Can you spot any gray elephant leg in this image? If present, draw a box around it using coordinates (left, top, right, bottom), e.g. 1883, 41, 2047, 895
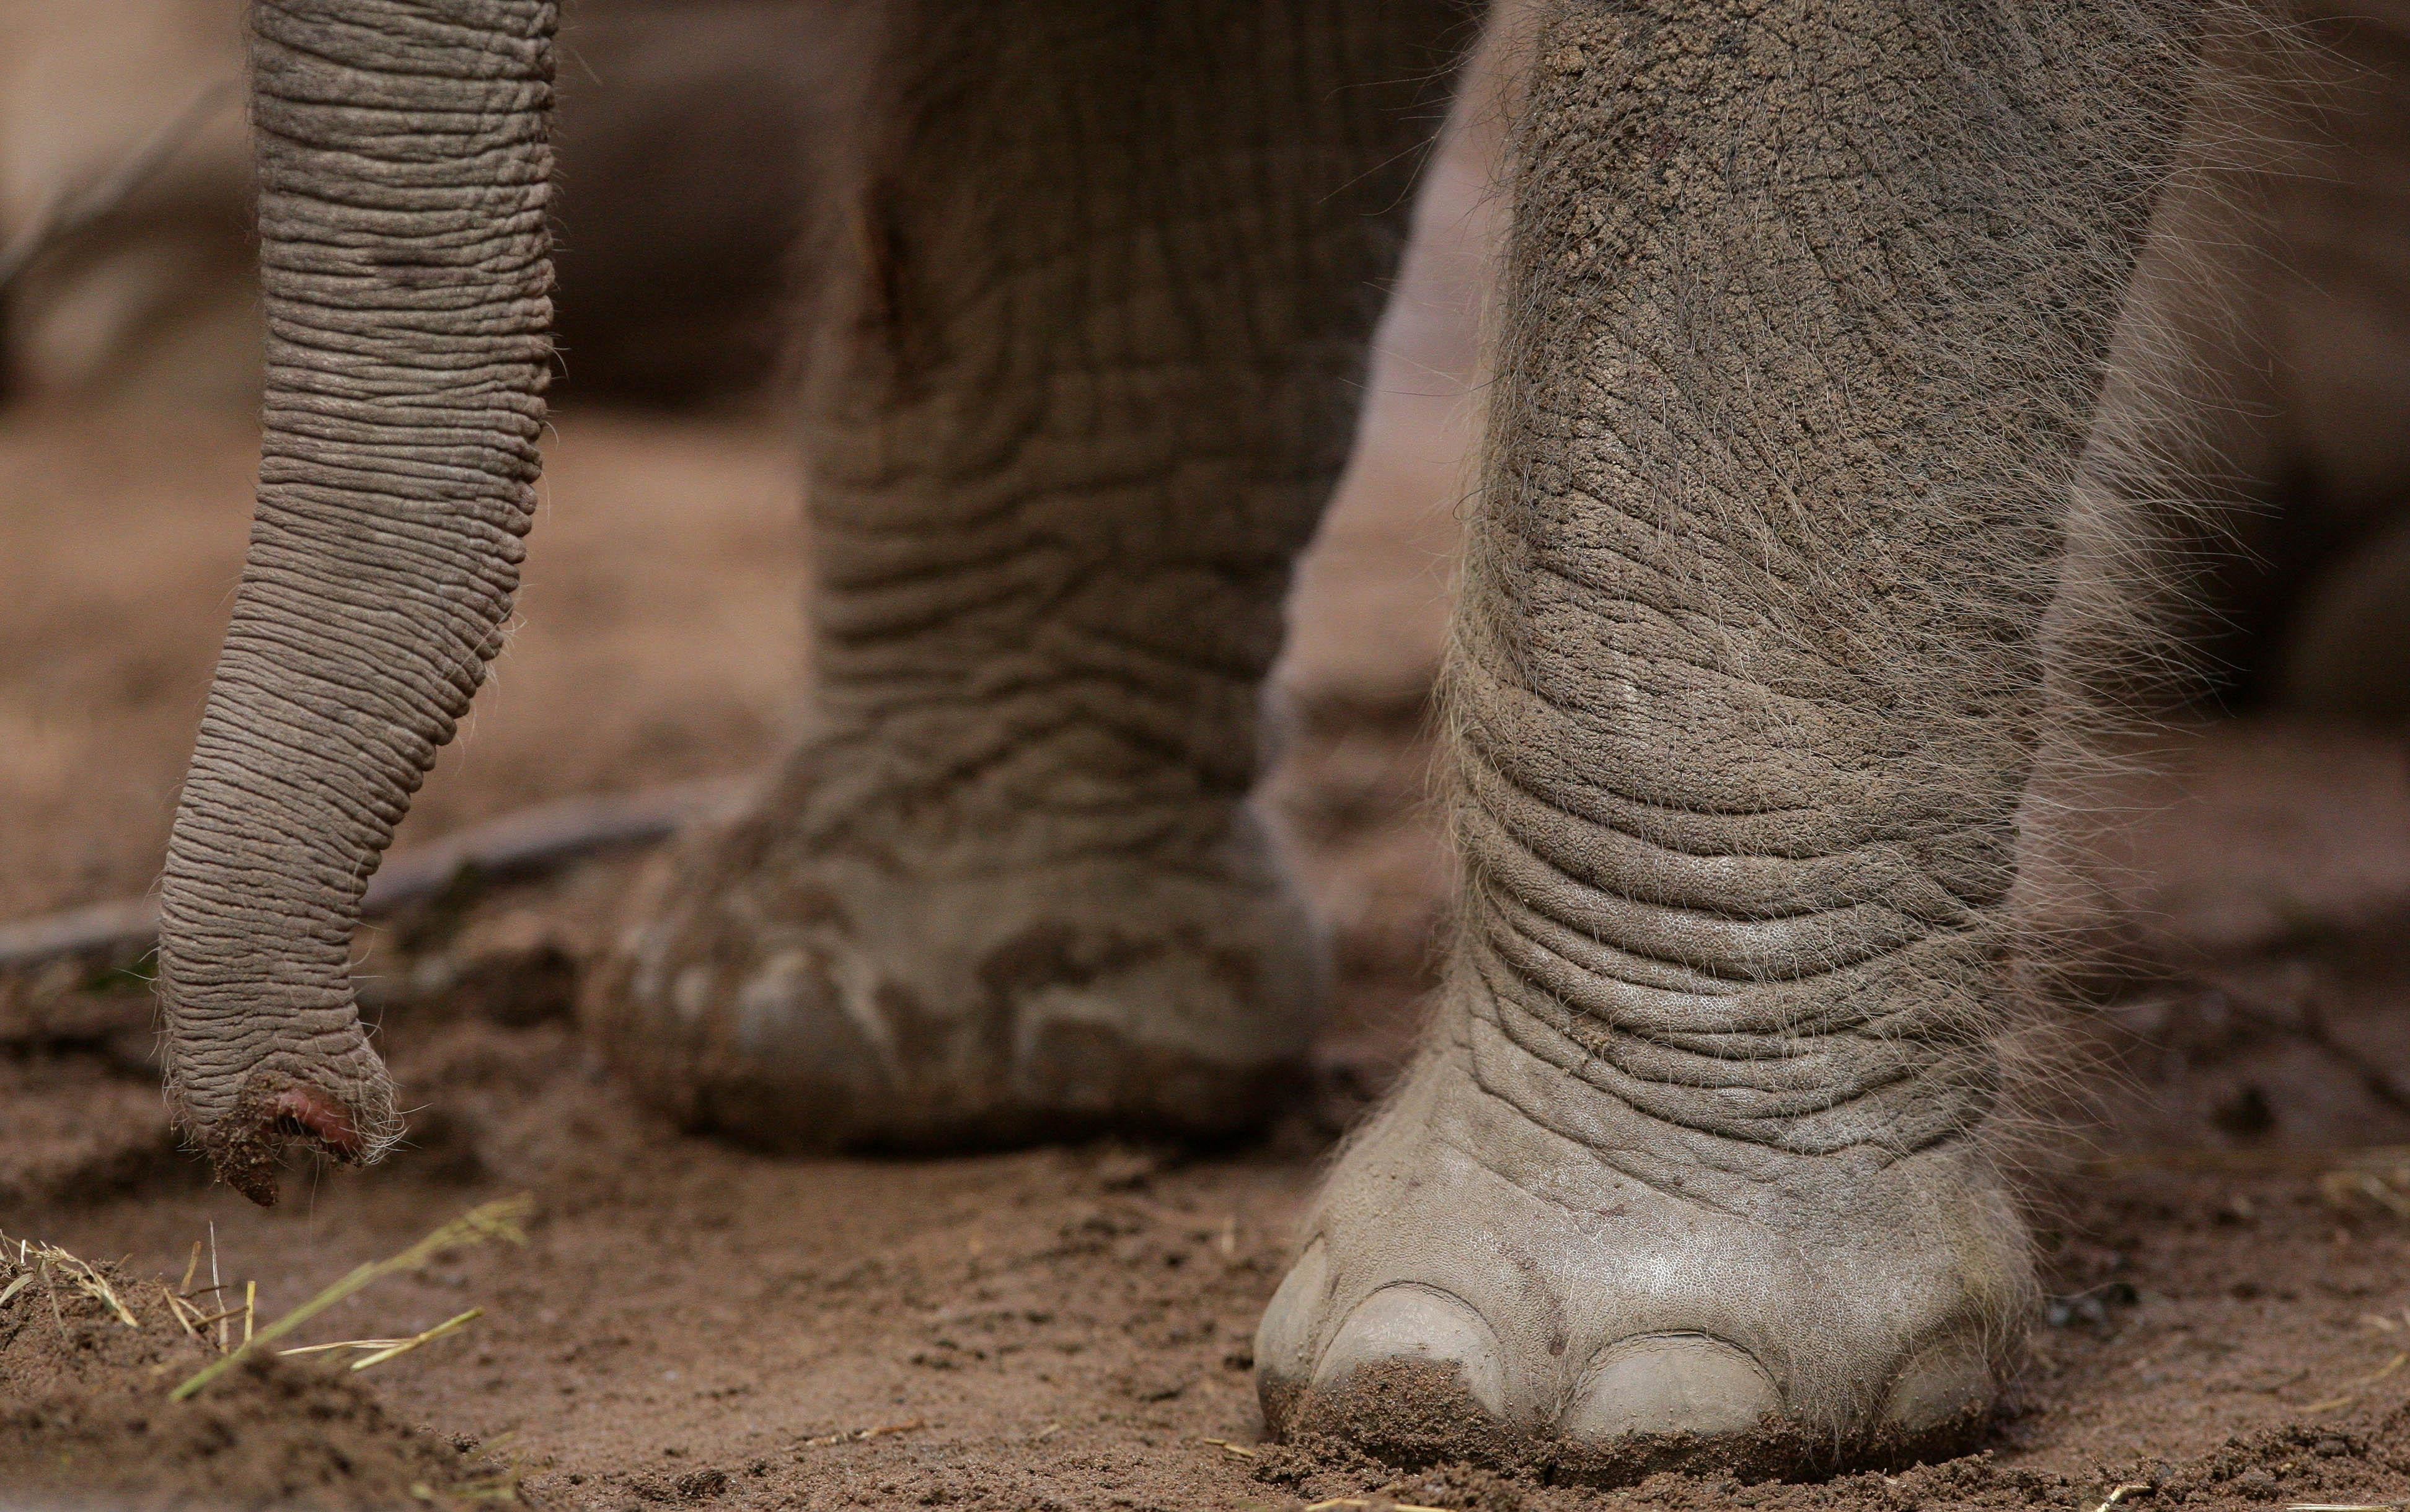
1255, 0, 2197, 1480
586, 2, 1462, 1148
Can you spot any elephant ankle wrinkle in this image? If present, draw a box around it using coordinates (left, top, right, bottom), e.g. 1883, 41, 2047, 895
1451, 931, 2006, 1169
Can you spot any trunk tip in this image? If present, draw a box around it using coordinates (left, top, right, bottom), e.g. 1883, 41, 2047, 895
193, 1071, 395, 1207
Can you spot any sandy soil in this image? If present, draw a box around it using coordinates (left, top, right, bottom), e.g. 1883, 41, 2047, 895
9, 399, 2410, 1511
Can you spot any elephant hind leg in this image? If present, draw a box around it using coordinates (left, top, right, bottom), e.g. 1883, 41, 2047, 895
582, 0, 1467, 1150
2015, 9, 2410, 1014
1257, 0, 2199, 1480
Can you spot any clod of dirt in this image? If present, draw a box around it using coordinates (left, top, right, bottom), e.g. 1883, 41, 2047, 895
0, 1255, 510, 1511
1375, 1462, 1532, 1511
672, 1466, 730, 1499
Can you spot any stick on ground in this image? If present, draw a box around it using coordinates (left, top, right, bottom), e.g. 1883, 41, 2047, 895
0, 778, 746, 970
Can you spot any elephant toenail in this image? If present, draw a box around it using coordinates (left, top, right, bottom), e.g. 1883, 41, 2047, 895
1312, 1284, 1507, 1417
1255, 1240, 1332, 1384
1560, 1334, 1778, 1442
1879, 1333, 1993, 1431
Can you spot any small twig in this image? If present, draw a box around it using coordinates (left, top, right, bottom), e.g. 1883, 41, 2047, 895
2217, 982, 2410, 1116
1304, 1500, 1452, 1512
2305, 1350, 2408, 1413
2324, 1169, 2410, 1220
800, 1420, 925, 1448
1199, 1438, 1257, 1460
2091, 1484, 2151, 1512
0, 779, 743, 971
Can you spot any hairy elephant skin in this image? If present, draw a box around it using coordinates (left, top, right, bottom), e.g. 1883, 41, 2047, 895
154, 0, 2410, 1485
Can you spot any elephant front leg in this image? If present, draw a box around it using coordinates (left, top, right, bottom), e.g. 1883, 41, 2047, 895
1256, 0, 2199, 1479
582, 2, 1462, 1149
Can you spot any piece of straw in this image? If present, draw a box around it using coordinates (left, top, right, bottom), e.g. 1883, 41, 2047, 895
33, 1244, 138, 1329
209, 1223, 225, 1352
800, 1420, 924, 1448
279, 1308, 485, 1371
170, 1196, 530, 1401
350, 1308, 483, 1371
164, 1290, 206, 1343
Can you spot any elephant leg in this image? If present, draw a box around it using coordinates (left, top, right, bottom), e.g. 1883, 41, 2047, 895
585, 2, 1463, 1148
1255, 0, 2198, 1480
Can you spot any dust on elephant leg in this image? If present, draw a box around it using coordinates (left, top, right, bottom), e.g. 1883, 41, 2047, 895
1256, 0, 2204, 1480
581, 0, 1467, 1149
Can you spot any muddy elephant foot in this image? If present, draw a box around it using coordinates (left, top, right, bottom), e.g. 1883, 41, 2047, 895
584, 734, 1323, 1150
1255, 1013, 2035, 1482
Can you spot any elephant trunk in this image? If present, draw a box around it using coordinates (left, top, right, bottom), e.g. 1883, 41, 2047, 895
157, 0, 557, 1204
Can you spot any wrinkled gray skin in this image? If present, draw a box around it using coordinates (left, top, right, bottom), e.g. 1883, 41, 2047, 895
159, 0, 2377, 1481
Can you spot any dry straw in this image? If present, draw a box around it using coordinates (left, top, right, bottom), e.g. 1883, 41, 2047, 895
0, 1233, 141, 1331
170, 1194, 531, 1400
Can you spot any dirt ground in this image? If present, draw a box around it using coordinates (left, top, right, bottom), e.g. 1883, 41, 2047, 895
10, 394, 2410, 1512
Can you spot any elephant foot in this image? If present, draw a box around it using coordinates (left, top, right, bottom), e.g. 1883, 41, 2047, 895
1255, 1013, 2035, 1482
585, 734, 1323, 1151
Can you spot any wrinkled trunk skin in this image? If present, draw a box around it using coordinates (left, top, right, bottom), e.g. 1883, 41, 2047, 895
157, 0, 555, 1203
